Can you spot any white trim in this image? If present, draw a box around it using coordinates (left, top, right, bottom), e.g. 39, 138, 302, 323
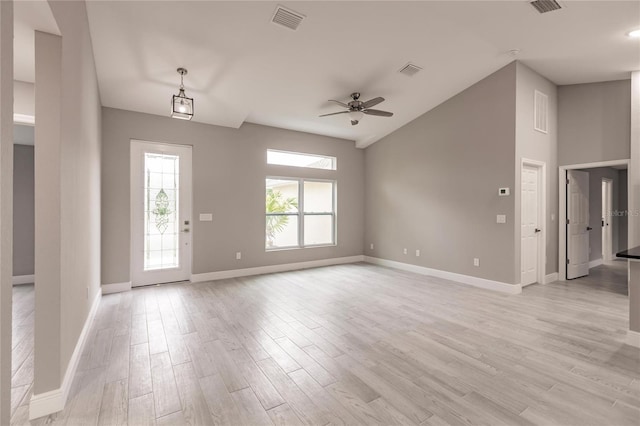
589, 258, 603, 269
12, 274, 34, 285
13, 113, 35, 125
102, 281, 131, 295
543, 272, 559, 284
191, 255, 365, 283
559, 159, 630, 281
626, 330, 640, 348
29, 291, 102, 420
363, 256, 521, 295
520, 158, 547, 287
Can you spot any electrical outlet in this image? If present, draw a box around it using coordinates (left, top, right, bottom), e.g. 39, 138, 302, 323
236, 252, 242, 260
415, 249, 420, 257
473, 258, 480, 267
370, 243, 374, 250
403, 248, 408, 255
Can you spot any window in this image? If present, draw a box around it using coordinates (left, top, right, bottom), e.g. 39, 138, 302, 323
266, 178, 335, 249
267, 149, 336, 170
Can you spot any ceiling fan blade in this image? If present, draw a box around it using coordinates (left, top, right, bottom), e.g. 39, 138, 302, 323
328, 99, 349, 108
364, 109, 393, 117
319, 111, 350, 117
361, 97, 384, 109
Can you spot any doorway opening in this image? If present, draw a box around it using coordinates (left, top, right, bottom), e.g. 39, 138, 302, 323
11, 121, 35, 420
559, 160, 629, 283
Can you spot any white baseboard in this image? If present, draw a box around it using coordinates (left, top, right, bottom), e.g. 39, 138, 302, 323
363, 256, 521, 295
191, 255, 365, 283
102, 281, 131, 295
626, 330, 640, 348
12, 274, 35, 285
544, 272, 559, 284
29, 290, 102, 420
589, 258, 603, 269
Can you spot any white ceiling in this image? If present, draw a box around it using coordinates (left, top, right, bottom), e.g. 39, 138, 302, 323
14, 0, 60, 83
83, 1, 637, 147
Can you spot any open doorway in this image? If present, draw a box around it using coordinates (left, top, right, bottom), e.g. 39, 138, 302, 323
559, 160, 629, 289
11, 122, 35, 419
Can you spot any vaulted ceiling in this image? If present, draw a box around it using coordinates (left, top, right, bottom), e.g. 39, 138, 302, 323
17, 1, 640, 147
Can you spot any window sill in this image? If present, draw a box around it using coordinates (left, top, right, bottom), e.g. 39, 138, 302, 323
265, 244, 337, 253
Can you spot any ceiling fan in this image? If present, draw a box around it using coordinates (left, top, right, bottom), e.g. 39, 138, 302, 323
319, 92, 393, 125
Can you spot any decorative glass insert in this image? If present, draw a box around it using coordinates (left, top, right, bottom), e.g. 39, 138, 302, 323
144, 153, 180, 271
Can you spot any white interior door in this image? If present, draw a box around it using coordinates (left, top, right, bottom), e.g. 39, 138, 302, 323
131, 141, 192, 287
521, 165, 540, 286
602, 179, 613, 263
567, 170, 589, 279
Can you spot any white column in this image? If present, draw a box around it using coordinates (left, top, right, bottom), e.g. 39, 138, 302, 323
0, 1, 13, 424
630, 71, 640, 248
629, 71, 640, 337
30, 31, 63, 420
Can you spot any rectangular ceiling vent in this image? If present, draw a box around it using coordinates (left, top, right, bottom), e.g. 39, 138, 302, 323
399, 63, 423, 77
529, 0, 562, 14
534, 90, 549, 134
271, 5, 305, 31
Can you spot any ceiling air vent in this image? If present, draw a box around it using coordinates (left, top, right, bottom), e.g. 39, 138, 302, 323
529, 0, 562, 14
271, 5, 305, 31
399, 63, 423, 77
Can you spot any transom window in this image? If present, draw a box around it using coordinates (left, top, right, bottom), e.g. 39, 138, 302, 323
265, 178, 336, 249
267, 149, 336, 170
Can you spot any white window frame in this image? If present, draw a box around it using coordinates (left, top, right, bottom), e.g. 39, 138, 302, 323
265, 177, 336, 250
267, 149, 337, 170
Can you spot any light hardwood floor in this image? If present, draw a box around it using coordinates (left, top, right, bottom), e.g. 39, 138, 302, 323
10, 263, 640, 425
11, 284, 34, 420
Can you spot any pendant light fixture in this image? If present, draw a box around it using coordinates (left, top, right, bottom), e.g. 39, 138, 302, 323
171, 67, 194, 120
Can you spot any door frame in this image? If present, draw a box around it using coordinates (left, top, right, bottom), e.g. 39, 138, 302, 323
559, 159, 630, 281
601, 178, 613, 263
130, 139, 193, 287
520, 158, 546, 286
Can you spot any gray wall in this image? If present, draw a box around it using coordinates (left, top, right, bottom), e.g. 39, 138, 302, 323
101, 107, 364, 285
514, 62, 558, 278
13, 141, 34, 277
34, 0, 102, 395
580, 167, 626, 262
14, 80, 33, 117
558, 80, 631, 166
364, 62, 518, 285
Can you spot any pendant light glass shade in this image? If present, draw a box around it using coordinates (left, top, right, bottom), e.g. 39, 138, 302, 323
171, 68, 194, 120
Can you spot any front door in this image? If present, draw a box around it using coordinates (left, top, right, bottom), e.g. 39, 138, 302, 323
131, 140, 192, 287
567, 170, 589, 279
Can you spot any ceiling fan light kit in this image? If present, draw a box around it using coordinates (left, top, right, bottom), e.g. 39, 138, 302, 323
319, 92, 393, 126
171, 67, 194, 120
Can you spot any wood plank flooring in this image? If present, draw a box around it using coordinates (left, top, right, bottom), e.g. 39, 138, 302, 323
10, 263, 640, 425
10, 284, 34, 420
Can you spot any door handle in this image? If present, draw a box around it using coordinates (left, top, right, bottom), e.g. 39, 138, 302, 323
182, 228, 190, 233
587, 226, 593, 231
534, 228, 541, 233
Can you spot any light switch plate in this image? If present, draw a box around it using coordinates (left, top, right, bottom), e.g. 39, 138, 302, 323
496, 214, 507, 224
199, 213, 213, 221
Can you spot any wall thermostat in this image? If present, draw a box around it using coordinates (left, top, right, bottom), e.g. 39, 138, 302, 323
498, 187, 510, 196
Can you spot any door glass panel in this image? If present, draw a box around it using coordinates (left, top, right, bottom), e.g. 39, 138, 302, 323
144, 152, 180, 270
